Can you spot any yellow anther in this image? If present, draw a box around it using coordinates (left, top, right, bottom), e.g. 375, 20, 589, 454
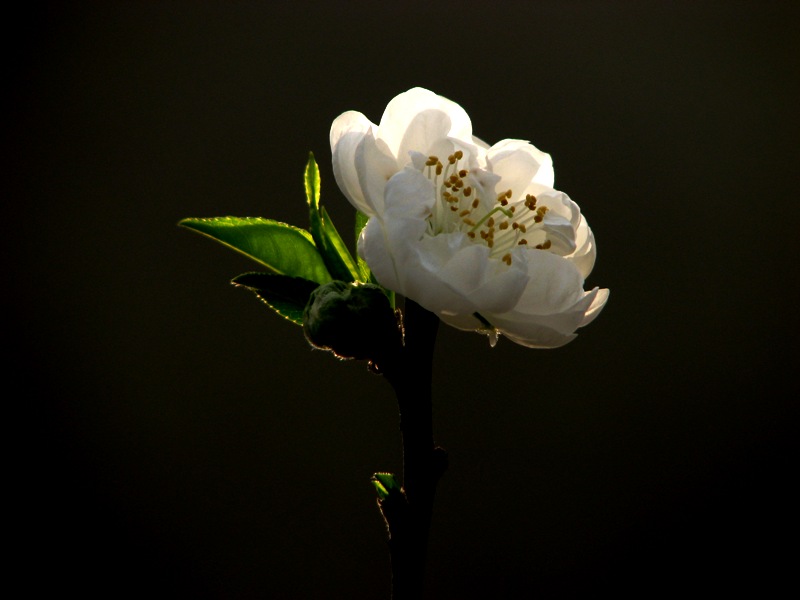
464, 186, 472, 196
467, 231, 476, 239
512, 222, 519, 230
459, 209, 470, 217
448, 154, 457, 164
472, 198, 480, 208
454, 150, 463, 159
487, 239, 494, 248
426, 156, 439, 166
535, 240, 552, 250
436, 163, 443, 175
459, 169, 468, 178
463, 218, 476, 226
534, 214, 543, 223
502, 253, 512, 265
480, 230, 488, 239
518, 239, 528, 245
487, 217, 495, 227
450, 205, 458, 212
518, 223, 527, 233
499, 221, 509, 230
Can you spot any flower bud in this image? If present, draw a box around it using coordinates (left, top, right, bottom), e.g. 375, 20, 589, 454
303, 281, 401, 361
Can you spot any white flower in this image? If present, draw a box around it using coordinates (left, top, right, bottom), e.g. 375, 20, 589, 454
330, 87, 608, 348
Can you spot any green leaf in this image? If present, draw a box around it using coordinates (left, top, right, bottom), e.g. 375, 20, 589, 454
179, 217, 332, 285
321, 206, 360, 279
305, 153, 359, 282
371, 472, 401, 501
231, 272, 320, 325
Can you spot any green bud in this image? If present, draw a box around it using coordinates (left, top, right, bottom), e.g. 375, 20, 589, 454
303, 281, 401, 361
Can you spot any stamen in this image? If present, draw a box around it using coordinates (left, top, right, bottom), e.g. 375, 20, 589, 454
502, 253, 512, 265
535, 240, 552, 250
518, 239, 528, 245
469, 206, 514, 233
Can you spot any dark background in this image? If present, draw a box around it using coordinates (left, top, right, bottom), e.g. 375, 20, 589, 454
10, 2, 798, 598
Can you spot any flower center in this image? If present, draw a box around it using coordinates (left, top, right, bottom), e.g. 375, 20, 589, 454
423, 151, 550, 265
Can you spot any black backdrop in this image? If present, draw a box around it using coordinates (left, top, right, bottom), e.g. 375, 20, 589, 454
10, 2, 798, 598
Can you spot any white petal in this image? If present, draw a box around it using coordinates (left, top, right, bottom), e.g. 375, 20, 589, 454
513, 251, 585, 315
580, 287, 609, 326
330, 111, 372, 214
382, 168, 436, 220
417, 234, 528, 314
567, 216, 597, 279
486, 258, 608, 347
377, 88, 473, 164
487, 139, 554, 191
495, 320, 578, 349
360, 215, 424, 294
354, 128, 398, 215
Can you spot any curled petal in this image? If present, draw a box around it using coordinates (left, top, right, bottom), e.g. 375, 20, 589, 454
567, 217, 597, 279
416, 234, 528, 314
580, 287, 609, 327
383, 168, 436, 220
354, 128, 398, 215
488, 139, 555, 190
377, 87, 474, 163
330, 111, 372, 214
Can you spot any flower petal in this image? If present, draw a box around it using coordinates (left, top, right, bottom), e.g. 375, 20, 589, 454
377, 87, 473, 164
330, 110, 372, 214
567, 216, 597, 279
382, 167, 436, 220
495, 321, 578, 349
487, 139, 555, 191
580, 287, 609, 326
416, 234, 528, 314
354, 128, 399, 215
